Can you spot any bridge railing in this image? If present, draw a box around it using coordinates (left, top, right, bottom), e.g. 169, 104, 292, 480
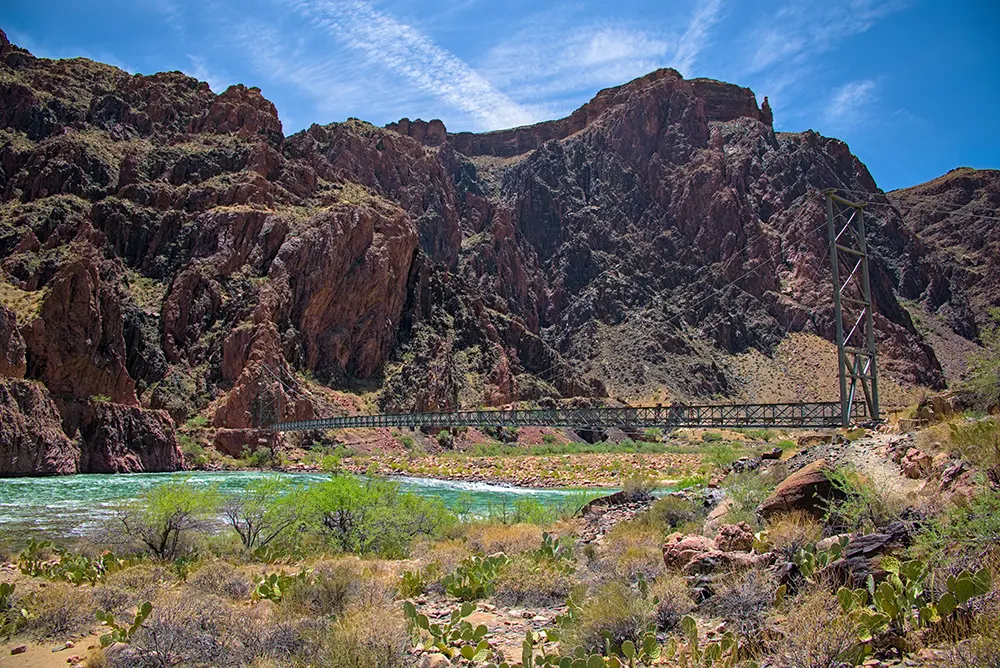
270, 400, 868, 432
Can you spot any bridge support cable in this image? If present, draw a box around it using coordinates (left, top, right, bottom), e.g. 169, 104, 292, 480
825, 191, 880, 427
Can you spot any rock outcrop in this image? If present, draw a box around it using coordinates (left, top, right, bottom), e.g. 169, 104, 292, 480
0, 304, 26, 378
0, 378, 79, 475
77, 402, 182, 473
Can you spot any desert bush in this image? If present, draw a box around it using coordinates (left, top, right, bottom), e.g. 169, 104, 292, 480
113, 478, 220, 560
23, 581, 94, 638
945, 418, 1000, 486
303, 475, 454, 557
960, 307, 1000, 412
282, 561, 362, 618
313, 603, 409, 668
493, 554, 575, 607
188, 561, 251, 600
824, 466, 908, 535
913, 487, 1000, 571
763, 511, 824, 560
223, 476, 303, 550
640, 495, 705, 534
937, 597, 1000, 668
564, 580, 654, 655
650, 574, 695, 632
463, 522, 542, 555
771, 591, 867, 668
107, 593, 281, 668
93, 564, 171, 616
722, 471, 774, 529
599, 520, 665, 581
701, 569, 777, 644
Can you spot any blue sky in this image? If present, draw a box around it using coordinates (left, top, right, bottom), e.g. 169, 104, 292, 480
2, 0, 997, 190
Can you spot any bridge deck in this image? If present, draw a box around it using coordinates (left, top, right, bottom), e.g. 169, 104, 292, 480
271, 401, 866, 432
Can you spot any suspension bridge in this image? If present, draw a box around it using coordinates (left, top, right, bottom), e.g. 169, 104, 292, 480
262, 191, 882, 433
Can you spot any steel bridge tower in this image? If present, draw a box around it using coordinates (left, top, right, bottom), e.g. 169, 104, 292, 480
824, 190, 880, 427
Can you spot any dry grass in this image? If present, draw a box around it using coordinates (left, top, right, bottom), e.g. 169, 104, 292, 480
0, 280, 46, 324
763, 511, 824, 560
313, 602, 409, 668
599, 521, 665, 581
463, 522, 542, 555
493, 554, 575, 607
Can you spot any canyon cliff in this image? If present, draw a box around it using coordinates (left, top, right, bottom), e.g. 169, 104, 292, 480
0, 27, 993, 474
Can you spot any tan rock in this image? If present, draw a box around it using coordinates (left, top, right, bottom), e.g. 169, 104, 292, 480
714, 522, 755, 552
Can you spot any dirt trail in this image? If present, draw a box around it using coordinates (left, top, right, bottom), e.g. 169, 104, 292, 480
1, 633, 101, 668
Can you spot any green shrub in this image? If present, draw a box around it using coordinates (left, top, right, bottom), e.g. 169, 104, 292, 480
113, 478, 221, 560
436, 429, 455, 449
706, 443, 738, 469
912, 487, 1000, 571
303, 475, 454, 557
946, 419, 1000, 486
641, 496, 705, 534
179, 435, 210, 468
701, 431, 724, 443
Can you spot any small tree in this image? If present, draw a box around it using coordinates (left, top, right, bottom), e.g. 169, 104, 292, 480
115, 479, 220, 560
223, 477, 301, 549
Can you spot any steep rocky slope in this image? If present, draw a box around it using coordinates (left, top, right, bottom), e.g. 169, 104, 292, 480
0, 28, 980, 474
890, 167, 1000, 338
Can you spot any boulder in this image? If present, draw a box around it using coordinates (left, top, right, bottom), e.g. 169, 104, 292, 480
714, 522, 755, 552
900, 447, 932, 479
757, 459, 842, 518
662, 533, 715, 570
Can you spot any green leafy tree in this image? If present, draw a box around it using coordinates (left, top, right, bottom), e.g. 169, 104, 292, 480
223, 476, 302, 550
115, 478, 220, 560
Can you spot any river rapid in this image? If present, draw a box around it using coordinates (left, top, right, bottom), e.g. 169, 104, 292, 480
0, 471, 609, 540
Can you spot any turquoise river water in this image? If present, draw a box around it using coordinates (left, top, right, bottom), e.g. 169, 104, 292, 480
0, 472, 609, 540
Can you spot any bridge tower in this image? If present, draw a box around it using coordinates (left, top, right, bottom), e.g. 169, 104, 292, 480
254, 366, 282, 428
824, 190, 880, 427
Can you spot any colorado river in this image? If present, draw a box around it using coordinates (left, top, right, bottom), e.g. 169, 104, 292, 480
0, 472, 610, 540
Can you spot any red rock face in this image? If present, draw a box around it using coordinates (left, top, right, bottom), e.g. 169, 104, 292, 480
0, 305, 26, 378
78, 402, 182, 473
0, 378, 79, 475
25, 252, 138, 405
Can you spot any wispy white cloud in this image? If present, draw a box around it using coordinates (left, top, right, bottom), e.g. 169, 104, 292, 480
745, 0, 908, 75
187, 55, 230, 93
282, 0, 536, 130
825, 79, 876, 125
673, 0, 724, 75
482, 22, 671, 107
